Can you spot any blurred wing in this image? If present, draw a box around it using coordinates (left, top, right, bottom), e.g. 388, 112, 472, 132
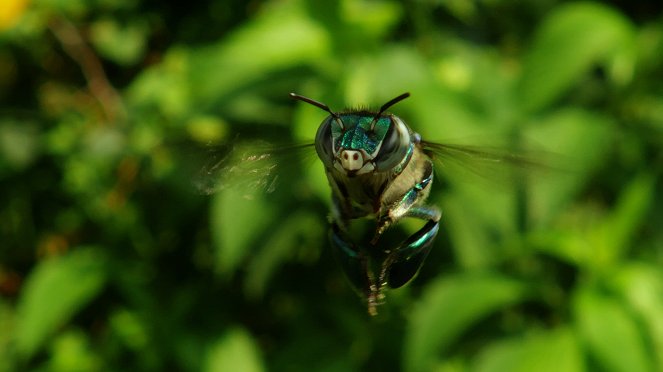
195, 142, 316, 197
421, 141, 552, 186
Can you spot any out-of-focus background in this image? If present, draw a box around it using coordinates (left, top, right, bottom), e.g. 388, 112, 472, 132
1, 0, 662, 371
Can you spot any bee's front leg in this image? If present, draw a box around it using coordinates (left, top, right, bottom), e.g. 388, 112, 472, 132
371, 161, 436, 245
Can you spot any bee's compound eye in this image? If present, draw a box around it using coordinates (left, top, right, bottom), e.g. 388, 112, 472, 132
374, 117, 410, 171
379, 123, 400, 156
315, 116, 335, 168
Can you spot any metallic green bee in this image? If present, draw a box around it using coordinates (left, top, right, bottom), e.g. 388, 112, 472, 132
290, 92, 444, 316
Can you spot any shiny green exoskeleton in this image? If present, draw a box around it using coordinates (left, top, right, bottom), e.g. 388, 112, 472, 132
291, 93, 441, 315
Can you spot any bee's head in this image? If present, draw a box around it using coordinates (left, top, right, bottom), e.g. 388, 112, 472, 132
290, 93, 414, 176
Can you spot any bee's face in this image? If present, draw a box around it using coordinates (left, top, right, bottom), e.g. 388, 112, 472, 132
315, 113, 413, 176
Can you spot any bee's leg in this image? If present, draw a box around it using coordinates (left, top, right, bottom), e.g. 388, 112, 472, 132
329, 195, 347, 231
379, 205, 441, 288
329, 192, 366, 233
329, 222, 384, 315
371, 162, 435, 244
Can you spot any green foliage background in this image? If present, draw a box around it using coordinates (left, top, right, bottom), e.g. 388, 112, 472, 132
1, 0, 662, 371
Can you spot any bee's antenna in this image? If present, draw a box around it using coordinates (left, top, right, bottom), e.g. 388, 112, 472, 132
370, 92, 410, 131
290, 92, 343, 123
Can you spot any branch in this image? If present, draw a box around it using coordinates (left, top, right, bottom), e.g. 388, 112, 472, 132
48, 16, 126, 124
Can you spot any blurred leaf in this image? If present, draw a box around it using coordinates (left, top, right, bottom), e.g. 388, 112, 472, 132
210, 181, 278, 278
611, 263, 663, 369
519, 2, 635, 112
573, 286, 654, 372
530, 173, 653, 270
14, 248, 107, 359
341, 0, 401, 39
47, 329, 100, 372
411, 87, 487, 143
0, 120, 40, 171
188, 0, 330, 109
344, 46, 431, 105
126, 48, 190, 120
204, 328, 264, 372
525, 108, 613, 225
32, 0, 87, 17
404, 273, 528, 372
83, 126, 126, 159
442, 184, 515, 269
598, 173, 654, 263
0, 300, 16, 372
473, 327, 585, 372
244, 210, 324, 298
109, 308, 149, 351
185, 115, 229, 144
90, 18, 147, 65
44, 115, 83, 156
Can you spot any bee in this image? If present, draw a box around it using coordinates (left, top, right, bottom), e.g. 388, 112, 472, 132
290, 93, 441, 316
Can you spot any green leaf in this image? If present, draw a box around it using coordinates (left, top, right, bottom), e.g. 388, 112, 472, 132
573, 286, 653, 372
211, 186, 277, 278
0, 119, 40, 171
529, 173, 654, 270
442, 187, 515, 269
14, 248, 107, 359
343, 46, 431, 107
611, 263, 663, 369
47, 329, 100, 371
598, 173, 654, 263
404, 273, 528, 372
0, 300, 16, 372
244, 210, 324, 298
525, 108, 613, 226
519, 2, 635, 112
341, 0, 401, 39
473, 327, 585, 372
204, 328, 264, 372
125, 48, 191, 120
33, 0, 87, 17
109, 309, 149, 351
89, 18, 147, 65
187, 0, 330, 108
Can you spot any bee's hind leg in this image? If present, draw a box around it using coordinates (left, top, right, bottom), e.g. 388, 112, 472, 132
378, 205, 441, 289
329, 222, 384, 315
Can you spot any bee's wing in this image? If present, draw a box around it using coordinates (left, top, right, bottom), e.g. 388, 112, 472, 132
195, 141, 316, 196
420, 141, 554, 186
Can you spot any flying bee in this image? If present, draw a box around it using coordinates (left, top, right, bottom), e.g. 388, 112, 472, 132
290, 93, 440, 316
201, 92, 541, 316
